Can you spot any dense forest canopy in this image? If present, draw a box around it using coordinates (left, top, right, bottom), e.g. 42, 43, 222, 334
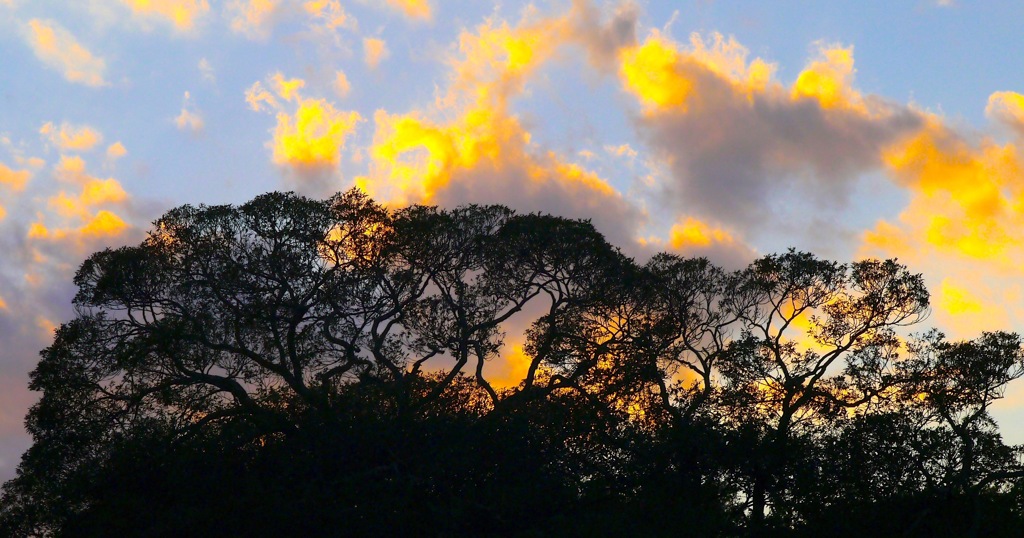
2, 189, 1024, 536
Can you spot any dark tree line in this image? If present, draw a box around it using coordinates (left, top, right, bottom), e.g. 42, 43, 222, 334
2, 189, 1024, 536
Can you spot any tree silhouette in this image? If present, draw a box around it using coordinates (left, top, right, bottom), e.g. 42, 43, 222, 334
2, 189, 1024, 537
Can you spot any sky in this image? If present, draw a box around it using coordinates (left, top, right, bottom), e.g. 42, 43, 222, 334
2, 0, 1024, 480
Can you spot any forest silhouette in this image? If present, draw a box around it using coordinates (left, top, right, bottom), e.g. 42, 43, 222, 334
2, 189, 1024, 536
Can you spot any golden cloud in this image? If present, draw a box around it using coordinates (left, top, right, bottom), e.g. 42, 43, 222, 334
106, 142, 128, 160
226, 0, 279, 39
791, 44, 867, 113
272, 100, 361, 172
120, 0, 210, 32
613, 26, 921, 236
39, 122, 103, 152
669, 217, 736, 249
861, 111, 1024, 337
24, 155, 133, 257
270, 73, 305, 101
618, 30, 774, 112
363, 37, 389, 69
489, 343, 533, 388
24, 19, 107, 87
55, 155, 88, 183
303, 0, 353, 30
872, 118, 1023, 261
247, 73, 363, 175
0, 162, 31, 192
354, 5, 643, 254
333, 71, 351, 97
29, 210, 128, 240
605, 144, 638, 159
987, 91, 1024, 135
175, 91, 204, 133
384, 0, 431, 21
245, 81, 278, 112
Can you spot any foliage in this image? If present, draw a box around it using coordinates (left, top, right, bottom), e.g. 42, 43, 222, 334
2, 189, 1024, 537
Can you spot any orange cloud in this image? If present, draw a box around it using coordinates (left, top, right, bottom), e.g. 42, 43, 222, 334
605, 144, 638, 159
303, 0, 353, 30
120, 0, 210, 32
384, 0, 431, 21
245, 81, 278, 112
81, 178, 128, 206
247, 73, 363, 175
618, 30, 774, 112
226, 0, 280, 39
24, 19, 107, 87
791, 44, 867, 113
29, 210, 128, 241
487, 343, 533, 388
354, 5, 642, 253
106, 142, 128, 160
614, 26, 921, 238
333, 71, 351, 97
938, 279, 983, 316
0, 162, 31, 192
860, 110, 1024, 337
363, 37, 389, 69
55, 155, 88, 183
669, 217, 736, 249
871, 118, 1023, 261
443, 15, 570, 111
39, 122, 103, 151
25, 155, 132, 255
272, 99, 361, 172
175, 91, 204, 133
987, 91, 1024, 135
270, 73, 305, 101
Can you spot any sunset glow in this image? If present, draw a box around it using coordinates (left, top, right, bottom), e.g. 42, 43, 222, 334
4, 0, 1024, 486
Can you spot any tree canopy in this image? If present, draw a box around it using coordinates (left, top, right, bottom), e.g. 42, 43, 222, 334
3, 189, 1024, 537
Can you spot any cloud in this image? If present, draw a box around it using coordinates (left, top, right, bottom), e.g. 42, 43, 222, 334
0, 162, 32, 192
303, 0, 354, 31
869, 118, 1022, 262
860, 114, 1024, 337
55, 154, 88, 183
106, 142, 128, 160
23, 19, 107, 87
617, 32, 921, 234
987, 91, 1024, 137
384, 0, 431, 21
354, 5, 647, 248
39, 122, 103, 152
119, 0, 210, 32
333, 70, 350, 97
605, 143, 637, 159
668, 217, 737, 249
174, 91, 205, 133
198, 57, 215, 82
246, 73, 363, 179
270, 72, 304, 100
226, 0, 281, 39
272, 99, 360, 173
567, 0, 640, 71
637, 216, 756, 269
27, 157, 133, 250
363, 37, 389, 69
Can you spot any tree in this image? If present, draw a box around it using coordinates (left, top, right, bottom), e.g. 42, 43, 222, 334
6, 188, 1024, 537
0, 189, 638, 535
640, 250, 930, 529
